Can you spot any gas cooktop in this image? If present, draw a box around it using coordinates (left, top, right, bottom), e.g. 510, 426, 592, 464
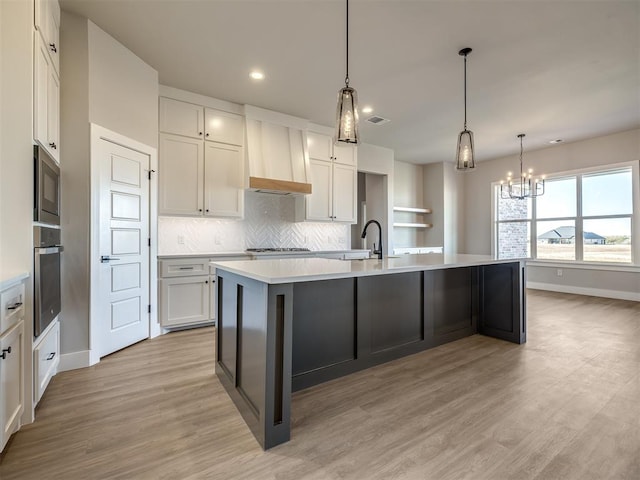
246, 248, 311, 253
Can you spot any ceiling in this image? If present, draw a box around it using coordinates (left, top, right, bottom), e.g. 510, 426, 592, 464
60, 0, 640, 165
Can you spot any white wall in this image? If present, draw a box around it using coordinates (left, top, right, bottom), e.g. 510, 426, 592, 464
393, 161, 425, 248
463, 128, 640, 299
60, 14, 158, 354
422, 162, 445, 248
0, 0, 34, 280
358, 143, 394, 254
88, 22, 158, 148
443, 165, 465, 254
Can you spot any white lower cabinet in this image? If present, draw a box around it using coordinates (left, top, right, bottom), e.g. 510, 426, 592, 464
159, 257, 217, 328
33, 320, 59, 405
1, 321, 24, 453
160, 275, 212, 328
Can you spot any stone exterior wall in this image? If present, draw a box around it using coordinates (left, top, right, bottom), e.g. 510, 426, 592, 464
497, 195, 530, 259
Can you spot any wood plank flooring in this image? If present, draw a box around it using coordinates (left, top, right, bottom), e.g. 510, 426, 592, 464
1, 290, 638, 479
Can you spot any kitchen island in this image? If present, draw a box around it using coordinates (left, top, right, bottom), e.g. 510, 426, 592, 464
212, 254, 526, 449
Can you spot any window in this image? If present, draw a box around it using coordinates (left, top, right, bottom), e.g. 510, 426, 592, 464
494, 164, 636, 264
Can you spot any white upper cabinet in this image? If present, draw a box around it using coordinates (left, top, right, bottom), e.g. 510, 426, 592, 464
295, 131, 357, 223
159, 98, 205, 139
159, 134, 204, 216
34, 31, 60, 163
158, 96, 245, 218
35, 0, 60, 76
204, 109, 244, 145
204, 142, 244, 217
159, 97, 244, 146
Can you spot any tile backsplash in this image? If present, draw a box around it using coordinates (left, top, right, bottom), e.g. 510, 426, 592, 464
158, 192, 351, 254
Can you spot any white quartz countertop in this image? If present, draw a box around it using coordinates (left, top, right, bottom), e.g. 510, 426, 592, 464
212, 254, 524, 284
158, 252, 249, 259
0, 271, 30, 291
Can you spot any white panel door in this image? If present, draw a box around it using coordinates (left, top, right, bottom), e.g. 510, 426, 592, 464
307, 131, 332, 162
306, 159, 332, 221
333, 163, 357, 223
97, 139, 150, 358
333, 143, 357, 166
204, 142, 244, 218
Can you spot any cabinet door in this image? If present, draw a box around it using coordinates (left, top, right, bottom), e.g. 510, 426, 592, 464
160, 276, 211, 327
47, 64, 60, 162
159, 134, 204, 216
332, 163, 357, 223
333, 143, 357, 166
306, 159, 333, 221
34, 35, 50, 154
1, 322, 24, 453
159, 97, 204, 139
204, 109, 244, 146
35, 0, 60, 75
34, 321, 59, 404
203, 142, 244, 218
307, 131, 333, 162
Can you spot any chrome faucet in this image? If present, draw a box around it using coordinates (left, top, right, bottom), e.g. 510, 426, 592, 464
361, 219, 383, 260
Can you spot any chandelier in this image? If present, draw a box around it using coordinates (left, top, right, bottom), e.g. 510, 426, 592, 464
500, 134, 545, 199
335, 0, 359, 144
456, 47, 475, 170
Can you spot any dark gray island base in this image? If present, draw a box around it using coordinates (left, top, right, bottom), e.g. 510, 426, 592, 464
213, 257, 526, 449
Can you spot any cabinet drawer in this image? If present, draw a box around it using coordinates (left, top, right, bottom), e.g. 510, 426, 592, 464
34, 320, 59, 404
1, 283, 25, 335
160, 258, 209, 277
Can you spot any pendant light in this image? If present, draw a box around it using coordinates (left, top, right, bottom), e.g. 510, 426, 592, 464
500, 134, 545, 199
456, 47, 475, 170
335, 0, 359, 144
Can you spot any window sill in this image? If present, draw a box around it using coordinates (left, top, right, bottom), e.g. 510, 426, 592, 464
527, 260, 640, 273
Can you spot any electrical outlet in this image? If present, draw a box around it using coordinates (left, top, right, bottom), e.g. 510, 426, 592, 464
177, 235, 184, 245
556, 269, 563, 277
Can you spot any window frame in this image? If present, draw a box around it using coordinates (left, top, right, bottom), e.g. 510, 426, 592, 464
492, 161, 639, 266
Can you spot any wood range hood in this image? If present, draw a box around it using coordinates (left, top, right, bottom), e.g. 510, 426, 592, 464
244, 105, 312, 196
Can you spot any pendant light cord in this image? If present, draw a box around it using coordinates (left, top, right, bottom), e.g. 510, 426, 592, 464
463, 54, 467, 130
345, 0, 350, 86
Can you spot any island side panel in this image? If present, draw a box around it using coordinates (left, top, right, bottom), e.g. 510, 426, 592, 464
425, 266, 478, 346
478, 261, 526, 344
216, 270, 292, 449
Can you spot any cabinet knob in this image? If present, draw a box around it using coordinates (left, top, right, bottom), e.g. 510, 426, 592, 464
205, 133, 210, 137
198, 209, 203, 212
205, 209, 209, 213
49, 142, 57, 149
198, 132, 203, 136
49, 43, 57, 53
205, 280, 208, 284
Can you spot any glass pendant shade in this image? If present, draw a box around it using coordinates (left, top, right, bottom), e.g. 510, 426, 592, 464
335, 86, 359, 144
456, 129, 475, 170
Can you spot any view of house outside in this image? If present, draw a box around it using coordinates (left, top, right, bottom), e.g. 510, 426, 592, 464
495, 167, 633, 263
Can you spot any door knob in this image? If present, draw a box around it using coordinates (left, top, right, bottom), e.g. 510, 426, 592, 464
100, 255, 121, 263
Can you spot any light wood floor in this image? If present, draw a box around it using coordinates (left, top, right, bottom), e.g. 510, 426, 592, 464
1, 290, 638, 480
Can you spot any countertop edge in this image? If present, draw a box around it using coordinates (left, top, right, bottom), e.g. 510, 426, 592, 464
1, 272, 30, 291
212, 256, 524, 284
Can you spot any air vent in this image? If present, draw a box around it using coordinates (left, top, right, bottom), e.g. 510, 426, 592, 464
366, 115, 390, 125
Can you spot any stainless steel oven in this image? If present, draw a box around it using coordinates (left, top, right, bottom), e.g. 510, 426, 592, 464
34, 145, 60, 226
34, 226, 63, 338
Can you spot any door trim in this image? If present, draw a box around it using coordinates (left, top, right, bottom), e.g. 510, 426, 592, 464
89, 124, 159, 366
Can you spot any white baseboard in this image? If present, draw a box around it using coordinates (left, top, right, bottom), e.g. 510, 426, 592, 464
527, 282, 640, 302
58, 350, 92, 372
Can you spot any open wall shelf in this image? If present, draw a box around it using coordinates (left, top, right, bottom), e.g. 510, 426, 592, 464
393, 206, 432, 214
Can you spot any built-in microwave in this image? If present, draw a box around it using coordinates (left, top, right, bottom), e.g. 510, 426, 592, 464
34, 145, 60, 225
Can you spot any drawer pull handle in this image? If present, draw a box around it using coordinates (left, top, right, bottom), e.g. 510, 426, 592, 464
46, 352, 56, 361
7, 302, 23, 310
0, 346, 11, 360
178, 267, 194, 270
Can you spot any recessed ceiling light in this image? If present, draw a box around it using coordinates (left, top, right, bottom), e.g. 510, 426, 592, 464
361, 106, 373, 114
549, 139, 563, 144
250, 70, 265, 80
